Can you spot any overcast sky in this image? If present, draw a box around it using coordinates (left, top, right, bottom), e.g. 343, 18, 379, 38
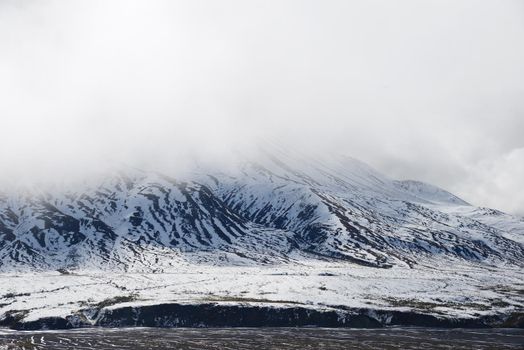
1, 0, 523, 215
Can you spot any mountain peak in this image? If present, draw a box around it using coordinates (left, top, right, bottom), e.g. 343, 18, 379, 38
393, 179, 470, 206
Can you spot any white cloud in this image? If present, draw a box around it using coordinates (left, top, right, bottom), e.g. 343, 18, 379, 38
460, 148, 524, 216
0, 0, 523, 214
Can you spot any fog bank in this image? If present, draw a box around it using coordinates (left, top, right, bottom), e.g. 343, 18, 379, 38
1, 0, 523, 214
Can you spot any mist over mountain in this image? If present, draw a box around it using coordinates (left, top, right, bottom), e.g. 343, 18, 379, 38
1, 0, 523, 215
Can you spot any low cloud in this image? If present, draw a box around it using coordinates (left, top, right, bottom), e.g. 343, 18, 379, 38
1, 0, 523, 215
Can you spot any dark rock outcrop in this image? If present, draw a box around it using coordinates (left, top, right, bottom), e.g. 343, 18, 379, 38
4, 303, 521, 330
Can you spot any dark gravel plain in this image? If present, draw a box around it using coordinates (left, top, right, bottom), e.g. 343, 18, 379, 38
0, 327, 523, 350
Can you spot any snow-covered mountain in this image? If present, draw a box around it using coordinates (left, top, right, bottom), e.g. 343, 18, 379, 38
0, 150, 522, 272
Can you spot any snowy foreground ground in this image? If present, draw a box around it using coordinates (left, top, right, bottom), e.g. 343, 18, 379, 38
1, 258, 522, 324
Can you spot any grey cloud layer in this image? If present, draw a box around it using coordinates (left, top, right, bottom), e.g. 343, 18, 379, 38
1, 0, 523, 214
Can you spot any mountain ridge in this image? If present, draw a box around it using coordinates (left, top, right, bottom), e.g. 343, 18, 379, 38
0, 152, 522, 272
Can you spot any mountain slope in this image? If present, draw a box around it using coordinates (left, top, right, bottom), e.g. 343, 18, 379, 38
199, 150, 523, 267
0, 152, 522, 271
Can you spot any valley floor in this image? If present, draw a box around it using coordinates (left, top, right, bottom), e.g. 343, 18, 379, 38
1, 258, 522, 328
